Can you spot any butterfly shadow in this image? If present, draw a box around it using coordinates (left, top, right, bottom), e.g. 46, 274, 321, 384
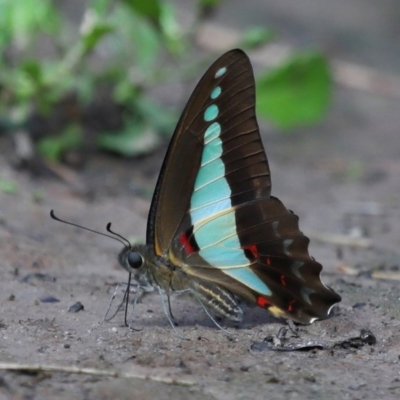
116, 293, 284, 333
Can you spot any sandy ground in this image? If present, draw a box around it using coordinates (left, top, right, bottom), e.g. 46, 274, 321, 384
1, 1, 400, 399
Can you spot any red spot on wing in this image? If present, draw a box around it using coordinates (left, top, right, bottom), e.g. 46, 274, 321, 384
257, 296, 270, 308
266, 257, 271, 265
280, 274, 286, 286
287, 299, 295, 312
180, 232, 195, 254
244, 244, 258, 261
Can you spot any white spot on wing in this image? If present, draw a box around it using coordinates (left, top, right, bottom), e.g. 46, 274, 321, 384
283, 239, 293, 256
272, 221, 280, 237
290, 261, 304, 280
215, 67, 227, 78
300, 287, 315, 305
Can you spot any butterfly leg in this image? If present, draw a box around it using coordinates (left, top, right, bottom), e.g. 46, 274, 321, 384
156, 286, 188, 340
125, 281, 154, 329
167, 293, 176, 322
166, 275, 178, 321
98, 282, 126, 327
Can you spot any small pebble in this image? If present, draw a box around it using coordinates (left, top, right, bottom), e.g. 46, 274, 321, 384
22, 273, 56, 284
40, 296, 60, 303
68, 301, 84, 313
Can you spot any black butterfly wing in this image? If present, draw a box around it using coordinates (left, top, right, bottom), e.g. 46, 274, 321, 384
147, 50, 270, 254
231, 196, 341, 323
147, 49, 340, 324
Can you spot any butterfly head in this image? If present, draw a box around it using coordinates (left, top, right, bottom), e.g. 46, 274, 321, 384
117, 243, 159, 289
118, 245, 145, 273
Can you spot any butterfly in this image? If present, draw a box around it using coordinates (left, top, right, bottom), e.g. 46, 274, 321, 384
51, 49, 340, 327
115, 49, 341, 326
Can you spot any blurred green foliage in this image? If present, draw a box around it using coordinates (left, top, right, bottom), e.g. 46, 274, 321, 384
257, 52, 331, 129
0, 0, 332, 161
0, 178, 17, 193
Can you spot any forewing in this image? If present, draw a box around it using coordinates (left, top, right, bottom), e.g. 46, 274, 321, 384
147, 50, 269, 255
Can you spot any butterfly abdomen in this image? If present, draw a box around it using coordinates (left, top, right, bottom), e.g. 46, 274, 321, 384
190, 278, 244, 322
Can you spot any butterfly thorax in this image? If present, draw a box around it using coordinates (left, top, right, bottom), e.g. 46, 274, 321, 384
118, 244, 192, 293
118, 243, 245, 321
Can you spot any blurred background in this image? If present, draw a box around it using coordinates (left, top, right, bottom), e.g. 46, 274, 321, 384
1, 0, 398, 163
1, 0, 400, 272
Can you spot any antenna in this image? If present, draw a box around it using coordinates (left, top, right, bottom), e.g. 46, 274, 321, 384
50, 210, 130, 248
106, 223, 131, 248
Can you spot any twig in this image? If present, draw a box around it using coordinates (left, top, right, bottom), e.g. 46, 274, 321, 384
371, 272, 400, 281
0, 362, 196, 386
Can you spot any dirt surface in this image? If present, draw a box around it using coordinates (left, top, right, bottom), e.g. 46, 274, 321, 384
1, 1, 400, 399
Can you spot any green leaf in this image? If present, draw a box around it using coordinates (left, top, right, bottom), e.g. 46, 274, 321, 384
37, 137, 63, 161
36, 125, 83, 162
8, 72, 33, 100
113, 79, 140, 104
132, 19, 161, 73
256, 52, 332, 130
98, 123, 161, 157
122, 0, 161, 21
89, 0, 113, 14
239, 27, 274, 49
110, 6, 161, 74
19, 60, 46, 97
0, 0, 60, 49
159, 2, 185, 54
21, 60, 42, 83
80, 20, 113, 54
198, 0, 222, 5
0, 178, 17, 194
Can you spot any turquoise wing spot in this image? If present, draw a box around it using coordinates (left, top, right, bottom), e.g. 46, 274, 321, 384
194, 131, 224, 190
191, 177, 230, 224
193, 212, 237, 248
204, 105, 219, 121
225, 268, 272, 296
199, 252, 272, 296
194, 159, 224, 190
196, 245, 271, 296
190, 197, 231, 226
204, 122, 221, 145
191, 123, 229, 224
210, 86, 221, 99
215, 67, 227, 78
200, 147, 220, 165
188, 80, 272, 297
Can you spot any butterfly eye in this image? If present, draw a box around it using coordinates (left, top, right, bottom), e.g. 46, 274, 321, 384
127, 252, 143, 269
